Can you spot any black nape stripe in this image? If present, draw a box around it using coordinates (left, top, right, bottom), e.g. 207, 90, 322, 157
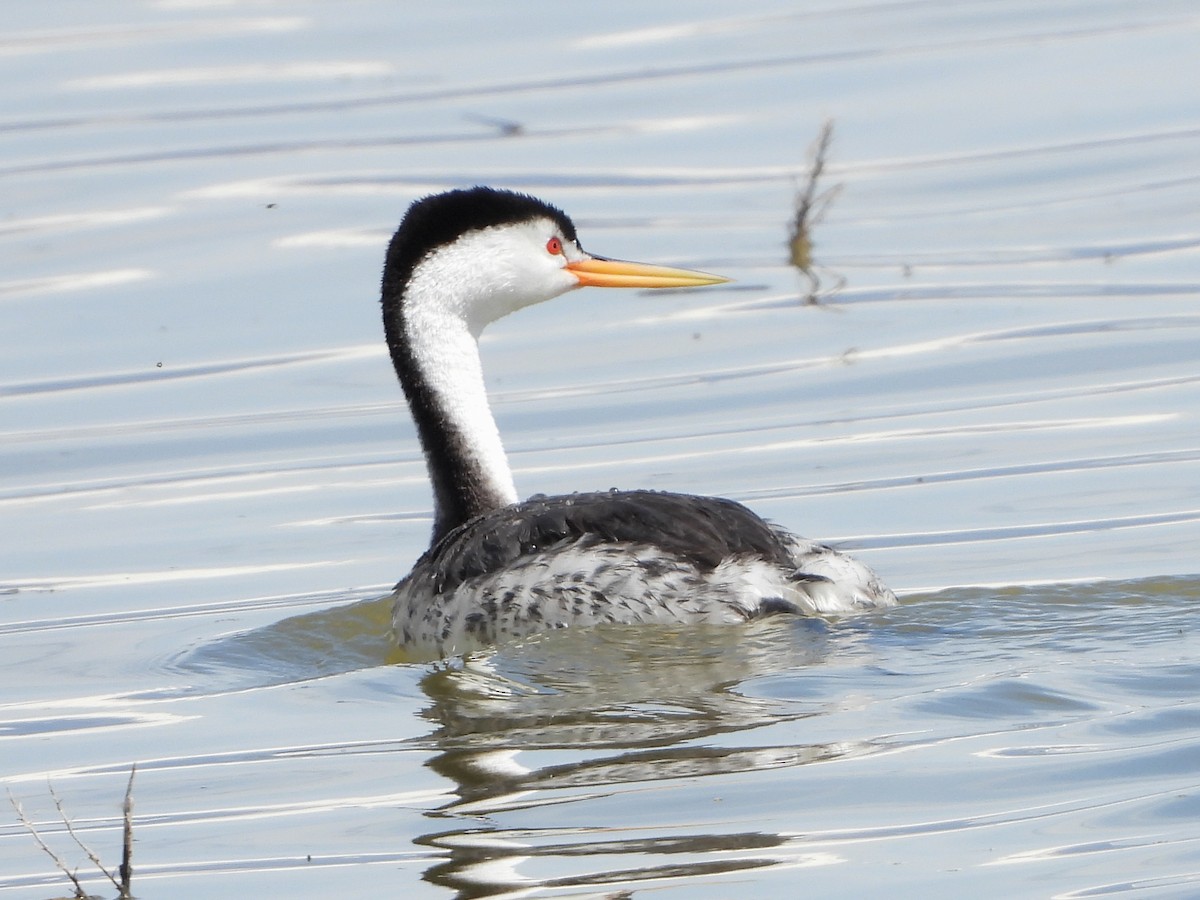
380, 187, 580, 543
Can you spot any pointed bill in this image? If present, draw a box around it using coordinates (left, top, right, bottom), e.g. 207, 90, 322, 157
567, 257, 729, 289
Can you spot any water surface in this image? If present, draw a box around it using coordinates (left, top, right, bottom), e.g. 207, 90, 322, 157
2, 2, 1199, 897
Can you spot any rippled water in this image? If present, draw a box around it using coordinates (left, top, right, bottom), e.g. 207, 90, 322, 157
3, 2, 1199, 898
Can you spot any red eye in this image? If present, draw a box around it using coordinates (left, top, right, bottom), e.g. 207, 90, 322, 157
546, 236, 563, 255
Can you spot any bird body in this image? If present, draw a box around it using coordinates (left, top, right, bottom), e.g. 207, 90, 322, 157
382, 187, 896, 658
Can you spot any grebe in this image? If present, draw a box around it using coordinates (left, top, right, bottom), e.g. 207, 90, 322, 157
384, 187, 895, 657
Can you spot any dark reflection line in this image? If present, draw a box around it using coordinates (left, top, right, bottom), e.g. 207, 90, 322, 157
0, 714, 153, 738
0, 585, 384, 637
873, 508, 1200, 550
486, 346, 1200, 420
0, 125, 619, 180
738, 447, 1200, 503
1057, 873, 1200, 899
824, 234, 1200, 268
0, 453, 420, 505
6, 735, 430, 783
303, 171, 780, 192
425, 852, 779, 898
772, 240, 1200, 270
0, 133, 493, 179
461, 831, 789, 858
0, 347, 362, 398
849, 172, 1200, 222
1, 401, 400, 446
2, 19, 1187, 137
0, 17, 305, 55
429, 740, 863, 813
787, 280, 1200, 307
844, 123, 1200, 176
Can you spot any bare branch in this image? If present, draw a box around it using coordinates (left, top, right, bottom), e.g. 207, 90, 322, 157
8, 789, 90, 900
49, 783, 119, 892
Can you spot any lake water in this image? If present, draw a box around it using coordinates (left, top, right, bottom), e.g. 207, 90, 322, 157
2, 2, 1199, 897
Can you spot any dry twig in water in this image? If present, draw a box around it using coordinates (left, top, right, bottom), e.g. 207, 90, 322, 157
8, 790, 90, 899
788, 119, 845, 304
8, 764, 136, 900
119, 765, 134, 899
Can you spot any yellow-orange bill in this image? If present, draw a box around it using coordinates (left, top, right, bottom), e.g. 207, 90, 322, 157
567, 257, 729, 289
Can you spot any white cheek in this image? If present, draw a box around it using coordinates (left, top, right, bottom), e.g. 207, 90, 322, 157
414, 220, 582, 334
487, 232, 579, 309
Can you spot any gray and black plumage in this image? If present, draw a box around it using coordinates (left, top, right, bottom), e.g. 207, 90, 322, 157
382, 187, 896, 658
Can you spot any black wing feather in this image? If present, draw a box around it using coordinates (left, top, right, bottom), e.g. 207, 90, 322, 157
417, 490, 794, 593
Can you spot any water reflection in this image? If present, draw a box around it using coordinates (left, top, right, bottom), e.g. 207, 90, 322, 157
151, 577, 1200, 896
411, 620, 869, 895
173, 591, 394, 689
419, 830, 808, 899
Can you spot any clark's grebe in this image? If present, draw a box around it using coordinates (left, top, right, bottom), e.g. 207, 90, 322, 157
384, 187, 895, 657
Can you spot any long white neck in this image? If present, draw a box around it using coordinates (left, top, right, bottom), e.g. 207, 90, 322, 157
406, 287, 518, 497
383, 216, 581, 545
